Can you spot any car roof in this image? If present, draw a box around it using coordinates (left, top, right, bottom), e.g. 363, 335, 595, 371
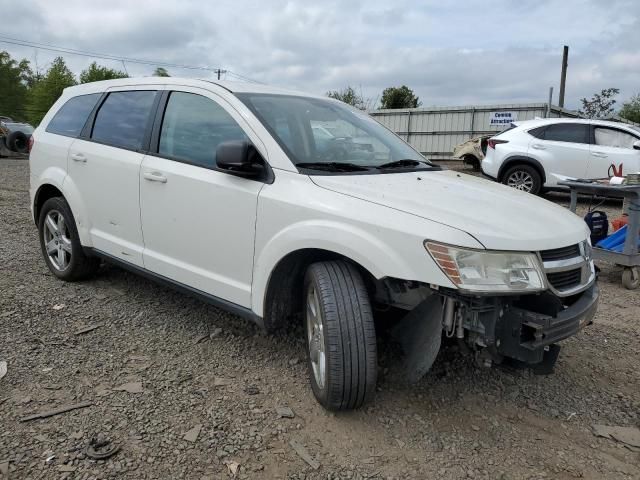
60, 77, 324, 99
515, 117, 637, 131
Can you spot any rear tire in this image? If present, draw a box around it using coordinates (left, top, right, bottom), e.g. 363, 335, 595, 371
303, 261, 377, 410
502, 164, 542, 195
7, 131, 28, 153
38, 197, 99, 281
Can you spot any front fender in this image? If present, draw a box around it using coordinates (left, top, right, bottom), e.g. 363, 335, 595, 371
251, 219, 453, 317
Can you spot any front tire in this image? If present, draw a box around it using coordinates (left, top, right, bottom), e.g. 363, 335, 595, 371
38, 197, 99, 281
304, 261, 377, 410
502, 164, 542, 195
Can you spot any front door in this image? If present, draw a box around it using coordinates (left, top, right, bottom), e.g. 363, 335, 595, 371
139, 89, 266, 308
67, 88, 159, 267
586, 125, 640, 179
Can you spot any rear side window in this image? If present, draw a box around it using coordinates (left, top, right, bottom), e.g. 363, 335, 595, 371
528, 126, 546, 139
541, 123, 588, 144
158, 91, 248, 168
46, 93, 101, 137
91, 91, 156, 150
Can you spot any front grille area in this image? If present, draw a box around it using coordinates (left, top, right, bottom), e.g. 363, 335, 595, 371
546, 268, 582, 290
540, 244, 580, 262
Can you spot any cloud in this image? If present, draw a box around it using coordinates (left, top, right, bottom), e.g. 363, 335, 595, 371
0, 0, 638, 110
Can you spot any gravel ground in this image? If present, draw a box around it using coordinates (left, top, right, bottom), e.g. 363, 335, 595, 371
1, 158, 639, 479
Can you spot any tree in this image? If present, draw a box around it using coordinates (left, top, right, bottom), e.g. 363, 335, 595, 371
26, 57, 76, 125
578, 88, 619, 119
379, 85, 421, 109
619, 94, 640, 124
152, 67, 170, 77
0, 51, 32, 121
80, 62, 128, 83
326, 86, 369, 110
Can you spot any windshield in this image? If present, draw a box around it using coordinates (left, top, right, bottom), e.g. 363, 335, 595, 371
236, 93, 432, 170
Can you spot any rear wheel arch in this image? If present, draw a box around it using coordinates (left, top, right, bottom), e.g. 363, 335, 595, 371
498, 156, 546, 184
34, 184, 64, 224
262, 248, 377, 332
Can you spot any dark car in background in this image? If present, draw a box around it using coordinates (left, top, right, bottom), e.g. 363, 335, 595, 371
1, 117, 34, 156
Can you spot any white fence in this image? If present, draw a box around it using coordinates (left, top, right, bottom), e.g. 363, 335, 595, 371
369, 103, 581, 160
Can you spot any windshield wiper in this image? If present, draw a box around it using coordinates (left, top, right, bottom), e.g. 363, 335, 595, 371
376, 159, 440, 170
296, 162, 371, 172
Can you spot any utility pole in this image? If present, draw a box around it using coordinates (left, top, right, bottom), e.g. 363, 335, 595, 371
558, 45, 569, 108
214, 69, 227, 80
547, 86, 554, 118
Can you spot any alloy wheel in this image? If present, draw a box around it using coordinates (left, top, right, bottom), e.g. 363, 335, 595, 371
306, 285, 326, 389
43, 209, 72, 271
506, 170, 534, 192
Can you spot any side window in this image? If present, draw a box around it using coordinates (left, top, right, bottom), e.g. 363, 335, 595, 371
543, 123, 588, 144
594, 127, 638, 149
158, 92, 248, 168
46, 93, 102, 137
528, 126, 546, 139
91, 91, 156, 150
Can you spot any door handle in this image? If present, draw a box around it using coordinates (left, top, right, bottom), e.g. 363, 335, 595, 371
531, 144, 546, 150
591, 151, 608, 158
143, 171, 168, 183
71, 153, 87, 163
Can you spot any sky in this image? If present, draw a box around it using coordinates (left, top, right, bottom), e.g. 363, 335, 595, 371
0, 0, 638, 110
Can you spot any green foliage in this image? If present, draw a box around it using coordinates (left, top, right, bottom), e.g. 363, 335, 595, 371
153, 67, 170, 77
379, 85, 421, 109
80, 62, 128, 83
0, 51, 33, 121
326, 86, 369, 110
619, 94, 640, 124
578, 88, 619, 119
26, 57, 76, 125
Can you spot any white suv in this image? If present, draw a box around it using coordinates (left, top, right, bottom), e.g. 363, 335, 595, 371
30, 78, 598, 410
482, 118, 640, 194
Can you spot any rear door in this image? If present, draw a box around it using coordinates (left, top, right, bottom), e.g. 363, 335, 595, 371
139, 87, 267, 307
586, 125, 640, 179
527, 122, 590, 184
67, 87, 160, 266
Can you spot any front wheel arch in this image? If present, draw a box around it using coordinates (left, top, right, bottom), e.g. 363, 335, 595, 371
262, 248, 377, 332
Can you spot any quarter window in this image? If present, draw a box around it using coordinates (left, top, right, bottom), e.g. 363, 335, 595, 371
158, 92, 248, 168
46, 93, 102, 137
542, 123, 588, 144
594, 127, 638, 149
91, 91, 156, 150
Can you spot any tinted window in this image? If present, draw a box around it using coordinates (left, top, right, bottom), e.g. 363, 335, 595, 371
542, 123, 588, 143
46, 93, 101, 137
594, 127, 638, 149
91, 91, 156, 150
159, 92, 248, 168
528, 126, 546, 139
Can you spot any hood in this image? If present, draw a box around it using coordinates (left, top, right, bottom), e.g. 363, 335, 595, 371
310, 170, 588, 251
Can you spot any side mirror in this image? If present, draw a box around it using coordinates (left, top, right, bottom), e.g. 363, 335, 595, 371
216, 140, 267, 179
633, 140, 640, 151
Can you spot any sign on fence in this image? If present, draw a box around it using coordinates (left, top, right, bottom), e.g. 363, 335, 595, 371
489, 112, 517, 126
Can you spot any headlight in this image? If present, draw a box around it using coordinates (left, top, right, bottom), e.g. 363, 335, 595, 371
425, 241, 545, 292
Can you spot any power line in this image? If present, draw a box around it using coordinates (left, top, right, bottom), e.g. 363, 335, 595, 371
0, 34, 264, 84
0, 35, 219, 72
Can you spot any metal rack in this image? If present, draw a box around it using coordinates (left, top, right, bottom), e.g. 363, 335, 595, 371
559, 180, 640, 290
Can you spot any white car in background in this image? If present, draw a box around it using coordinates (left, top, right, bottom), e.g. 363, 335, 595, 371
482, 118, 640, 194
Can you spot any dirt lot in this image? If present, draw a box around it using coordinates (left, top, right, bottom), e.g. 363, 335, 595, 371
1, 158, 639, 479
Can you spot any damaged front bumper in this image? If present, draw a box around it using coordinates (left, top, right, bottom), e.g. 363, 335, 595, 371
494, 283, 598, 364
439, 281, 599, 369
